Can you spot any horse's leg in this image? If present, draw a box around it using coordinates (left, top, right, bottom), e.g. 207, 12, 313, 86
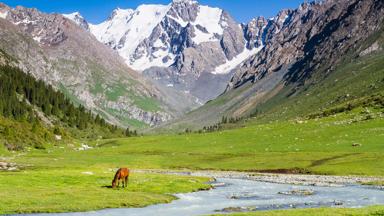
125, 176, 128, 188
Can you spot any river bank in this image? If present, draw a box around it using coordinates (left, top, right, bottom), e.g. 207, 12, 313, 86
23, 177, 384, 216
136, 169, 384, 187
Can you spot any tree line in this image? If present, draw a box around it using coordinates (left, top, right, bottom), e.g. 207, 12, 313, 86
0, 65, 122, 133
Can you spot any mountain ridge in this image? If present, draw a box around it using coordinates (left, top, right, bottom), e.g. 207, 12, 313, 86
66, 0, 269, 103
152, 0, 384, 132
0, 3, 182, 128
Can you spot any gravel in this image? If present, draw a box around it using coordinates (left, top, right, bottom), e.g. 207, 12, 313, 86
136, 169, 384, 187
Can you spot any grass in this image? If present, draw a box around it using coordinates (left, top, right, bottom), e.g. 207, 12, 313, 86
362, 181, 384, 186
1, 12, 383, 216
106, 82, 127, 101
249, 50, 384, 125
215, 206, 384, 216
0, 93, 382, 214
123, 118, 149, 129
1, 66, 383, 214
0, 103, 383, 214
0, 169, 210, 214
9, 104, 384, 175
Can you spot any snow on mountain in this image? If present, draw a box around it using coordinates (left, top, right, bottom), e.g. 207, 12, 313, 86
0, 11, 7, 19
81, 0, 270, 103
63, 12, 89, 31
89, 5, 170, 70
88, 1, 234, 72
184, 5, 224, 44
172, 0, 197, 3
89, 8, 134, 46
213, 45, 263, 75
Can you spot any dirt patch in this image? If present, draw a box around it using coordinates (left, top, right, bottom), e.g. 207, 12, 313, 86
309, 153, 360, 168
257, 168, 312, 174
97, 140, 120, 148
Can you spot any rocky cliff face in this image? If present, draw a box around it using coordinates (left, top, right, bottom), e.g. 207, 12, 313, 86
85, 0, 268, 103
0, 3, 176, 127
228, 0, 384, 90
159, 0, 384, 131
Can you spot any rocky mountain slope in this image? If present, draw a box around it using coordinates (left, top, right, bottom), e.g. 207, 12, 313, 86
158, 0, 384, 131
71, 0, 270, 103
228, 0, 384, 90
0, 3, 184, 128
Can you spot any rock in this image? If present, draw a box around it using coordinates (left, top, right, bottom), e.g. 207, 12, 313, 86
278, 189, 315, 196
230, 194, 260, 200
0, 3, 175, 127
0, 162, 7, 168
334, 200, 344, 206
77, 144, 93, 151
63, 12, 90, 31
89, 1, 261, 104
227, 0, 384, 94
0, 162, 18, 171
211, 182, 226, 187
360, 41, 381, 56
219, 206, 249, 213
7, 167, 17, 171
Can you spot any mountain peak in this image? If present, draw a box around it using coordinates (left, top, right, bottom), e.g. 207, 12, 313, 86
172, 0, 198, 4
109, 7, 134, 20
63, 12, 90, 31
63, 11, 82, 19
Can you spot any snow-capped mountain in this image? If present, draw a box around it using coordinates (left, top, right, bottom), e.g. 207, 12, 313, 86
88, 0, 236, 71
69, 0, 267, 102
0, 3, 182, 127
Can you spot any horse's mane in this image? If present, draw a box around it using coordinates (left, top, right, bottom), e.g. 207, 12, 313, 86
113, 169, 121, 182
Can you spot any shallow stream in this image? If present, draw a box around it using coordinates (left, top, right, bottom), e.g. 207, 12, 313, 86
27, 178, 384, 216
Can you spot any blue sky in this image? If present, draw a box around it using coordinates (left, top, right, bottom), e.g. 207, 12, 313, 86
2, 0, 305, 24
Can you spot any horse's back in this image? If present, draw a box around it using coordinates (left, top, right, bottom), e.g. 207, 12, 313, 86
118, 168, 129, 178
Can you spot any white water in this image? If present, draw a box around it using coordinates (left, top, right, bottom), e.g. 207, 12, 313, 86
26, 178, 384, 216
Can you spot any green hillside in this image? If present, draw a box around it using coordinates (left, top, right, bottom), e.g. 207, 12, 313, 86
0, 64, 127, 151
158, 22, 384, 133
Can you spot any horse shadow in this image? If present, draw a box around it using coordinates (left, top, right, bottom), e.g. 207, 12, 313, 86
102, 185, 127, 189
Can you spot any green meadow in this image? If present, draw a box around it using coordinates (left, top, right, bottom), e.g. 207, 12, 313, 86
0, 170, 210, 214
0, 103, 383, 214
13, 107, 384, 176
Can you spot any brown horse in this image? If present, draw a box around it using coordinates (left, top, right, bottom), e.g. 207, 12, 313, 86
112, 168, 130, 188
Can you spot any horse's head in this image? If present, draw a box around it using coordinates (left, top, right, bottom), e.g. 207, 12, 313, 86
112, 180, 116, 188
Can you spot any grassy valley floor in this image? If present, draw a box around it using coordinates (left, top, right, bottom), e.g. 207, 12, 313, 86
0, 105, 383, 214
215, 206, 384, 216
0, 170, 210, 214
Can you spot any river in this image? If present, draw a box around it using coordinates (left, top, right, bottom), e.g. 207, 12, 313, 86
25, 178, 384, 216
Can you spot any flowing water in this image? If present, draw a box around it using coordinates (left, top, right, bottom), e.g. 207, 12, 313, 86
26, 178, 384, 216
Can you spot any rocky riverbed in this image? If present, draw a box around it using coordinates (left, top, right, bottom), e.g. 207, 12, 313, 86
25, 177, 384, 216
136, 169, 384, 187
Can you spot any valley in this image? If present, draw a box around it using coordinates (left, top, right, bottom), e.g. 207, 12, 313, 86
1, 99, 383, 214
0, 0, 383, 215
